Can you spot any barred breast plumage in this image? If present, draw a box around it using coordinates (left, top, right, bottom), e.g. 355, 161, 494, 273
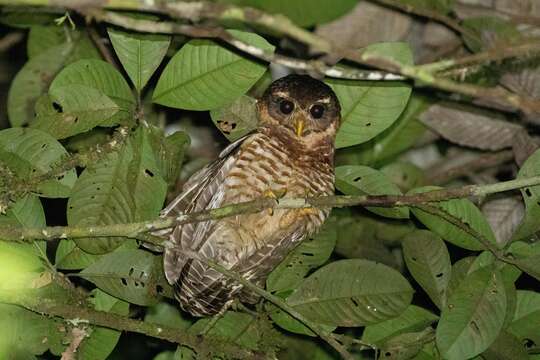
162, 74, 340, 316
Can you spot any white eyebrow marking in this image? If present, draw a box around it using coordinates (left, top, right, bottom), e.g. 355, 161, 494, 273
317, 97, 332, 104
274, 91, 290, 97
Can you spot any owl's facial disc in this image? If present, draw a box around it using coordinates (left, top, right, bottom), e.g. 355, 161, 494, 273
259, 74, 341, 140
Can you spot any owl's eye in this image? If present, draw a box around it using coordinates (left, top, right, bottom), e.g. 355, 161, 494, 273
310, 104, 325, 119
279, 99, 294, 115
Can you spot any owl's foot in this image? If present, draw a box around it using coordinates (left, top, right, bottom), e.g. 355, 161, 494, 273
199, 299, 235, 335
263, 188, 287, 215
299, 207, 318, 216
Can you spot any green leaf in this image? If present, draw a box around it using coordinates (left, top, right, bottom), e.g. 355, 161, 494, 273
0, 128, 77, 197
512, 148, 540, 240
398, 0, 454, 14
80, 250, 162, 305
153, 30, 273, 110
353, 95, 428, 166
32, 87, 120, 139
481, 330, 529, 360
507, 241, 540, 281
267, 301, 336, 337
362, 305, 438, 347
189, 311, 262, 350
0, 304, 63, 356
145, 302, 192, 330
78, 289, 129, 360
403, 230, 451, 309
210, 95, 258, 141
226, 0, 357, 27
286, 259, 413, 327
27, 26, 99, 60
8, 43, 73, 127
0, 195, 45, 228
267, 218, 336, 294
410, 186, 497, 250
67, 127, 167, 253
0, 242, 45, 290
381, 162, 425, 192
50, 59, 135, 125
447, 257, 476, 299
54, 240, 102, 270
463, 17, 521, 52
335, 165, 409, 219
507, 290, 540, 345
327, 42, 413, 148
158, 131, 190, 189
108, 28, 170, 92
436, 267, 507, 360
379, 328, 435, 360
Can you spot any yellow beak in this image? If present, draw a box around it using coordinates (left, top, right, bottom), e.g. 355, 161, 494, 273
294, 115, 305, 137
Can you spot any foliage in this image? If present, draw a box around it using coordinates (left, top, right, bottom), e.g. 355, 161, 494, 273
0, 0, 540, 359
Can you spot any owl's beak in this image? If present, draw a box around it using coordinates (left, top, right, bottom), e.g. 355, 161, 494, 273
294, 115, 305, 137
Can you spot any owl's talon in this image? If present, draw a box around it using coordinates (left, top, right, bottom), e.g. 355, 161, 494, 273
300, 207, 318, 216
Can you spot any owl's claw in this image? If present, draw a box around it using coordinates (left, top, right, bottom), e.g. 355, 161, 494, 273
263, 189, 286, 216
299, 207, 318, 216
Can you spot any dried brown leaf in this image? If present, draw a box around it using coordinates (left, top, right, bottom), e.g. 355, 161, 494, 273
315, 2, 411, 51
500, 67, 540, 123
495, 0, 540, 17
512, 129, 540, 166
420, 104, 522, 151
482, 196, 524, 246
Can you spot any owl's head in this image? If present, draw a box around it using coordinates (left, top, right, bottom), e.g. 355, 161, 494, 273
257, 75, 341, 141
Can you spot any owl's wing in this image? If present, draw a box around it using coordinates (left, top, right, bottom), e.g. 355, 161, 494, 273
162, 134, 251, 284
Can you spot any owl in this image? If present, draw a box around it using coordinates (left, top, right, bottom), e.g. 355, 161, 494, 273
161, 74, 341, 316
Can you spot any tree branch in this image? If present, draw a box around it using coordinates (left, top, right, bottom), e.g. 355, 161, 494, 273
2, 0, 540, 113
0, 289, 256, 359
1, 175, 538, 243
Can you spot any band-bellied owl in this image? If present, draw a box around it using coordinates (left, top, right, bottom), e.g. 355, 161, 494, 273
162, 74, 341, 316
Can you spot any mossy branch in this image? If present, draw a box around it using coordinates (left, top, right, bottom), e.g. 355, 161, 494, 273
0, 175, 538, 243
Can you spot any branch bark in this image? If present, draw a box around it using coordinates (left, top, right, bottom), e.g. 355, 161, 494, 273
1, 175, 539, 243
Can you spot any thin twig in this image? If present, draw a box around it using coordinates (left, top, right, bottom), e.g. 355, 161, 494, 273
0, 31, 24, 52
183, 250, 354, 360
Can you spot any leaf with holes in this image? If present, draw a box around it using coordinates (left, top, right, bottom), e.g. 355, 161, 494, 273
67, 127, 167, 253
507, 290, 540, 346
362, 305, 438, 347
381, 162, 425, 192
512, 149, 540, 241
356, 94, 428, 166
210, 95, 258, 141
482, 330, 529, 360
409, 186, 497, 250
77, 289, 129, 360
267, 217, 336, 294
79, 250, 162, 306
286, 259, 413, 327
327, 42, 413, 148
50, 59, 135, 125
153, 30, 274, 110
0, 128, 77, 197
379, 328, 435, 360
32, 87, 120, 139
436, 266, 507, 360
335, 165, 409, 219
7, 41, 89, 127
108, 28, 170, 92
403, 230, 451, 309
